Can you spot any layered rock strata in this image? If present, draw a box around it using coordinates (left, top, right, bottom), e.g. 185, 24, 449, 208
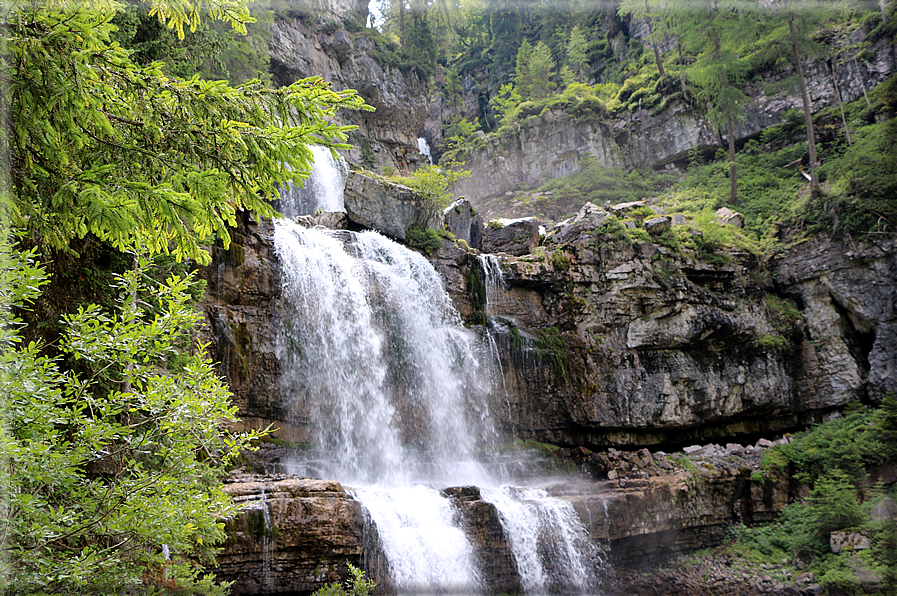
218, 476, 364, 595
453, 38, 895, 207
200, 197, 896, 449
215, 440, 793, 593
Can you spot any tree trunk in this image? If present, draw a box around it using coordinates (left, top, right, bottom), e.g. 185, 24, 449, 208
677, 41, 690, 102
829, 60, 852, 146
646, 0, 666, 76
727, 113, 738, 204
790, 12, 819, 193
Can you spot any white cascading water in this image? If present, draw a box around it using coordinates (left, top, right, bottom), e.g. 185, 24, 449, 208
481, 487, 599, 595
478, 254, 505, 316
417, 136, 433, 165
273, 157, 603, 594
277, 145, 349, 217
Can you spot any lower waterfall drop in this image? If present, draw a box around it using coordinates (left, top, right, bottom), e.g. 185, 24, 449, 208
274, 218, 604, 594
352, 485, 483, 593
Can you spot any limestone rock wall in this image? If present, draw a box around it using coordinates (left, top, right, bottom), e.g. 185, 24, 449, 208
218, 476, 365, 595
428, 225, 896, 448
453, 37, 895, 207
199, 213, 290, 439
774, 236, 897, 403
199, 196, 896, 450
268, 16, 429, 172
215, 444, 792, 592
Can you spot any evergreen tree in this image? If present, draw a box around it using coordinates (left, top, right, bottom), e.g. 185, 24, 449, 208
618, 0, 666, 75
528, 41, 557, 100
489, 0, 526, 83
766, 0, 839, 193
674, 0, 757, 204
514, 38, 535, 97
565, 25, 589, 82
404, 1, 437, 77
810, 469, 865, 535
3, 2, 371, 265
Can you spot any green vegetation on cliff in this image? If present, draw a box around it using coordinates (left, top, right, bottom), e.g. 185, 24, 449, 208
731, 395, 897, 594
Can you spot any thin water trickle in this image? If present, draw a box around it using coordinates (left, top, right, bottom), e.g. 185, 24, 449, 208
259, 488, 273, 595
478, 254, 506, 309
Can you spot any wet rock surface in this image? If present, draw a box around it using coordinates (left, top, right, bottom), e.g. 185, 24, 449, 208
217, 437, 799, 594
217, 474, 365, 596
199, 194, 897, 451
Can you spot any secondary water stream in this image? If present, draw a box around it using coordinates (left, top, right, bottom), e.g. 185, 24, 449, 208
273, 149, 603, 594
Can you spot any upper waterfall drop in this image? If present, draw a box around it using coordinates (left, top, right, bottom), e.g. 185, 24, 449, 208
276, 145, 349, 217
274, 220, 496, 487
417, 137, 433, 165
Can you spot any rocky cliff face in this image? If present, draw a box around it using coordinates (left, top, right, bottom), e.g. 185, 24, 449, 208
437, 224, 895, 448
267, 12, 430, 172
452, 37, 895, 209
200, 184, 895, 592
774, 235, 897, 405
200, 199, 896, 451
217, 476, 365, 595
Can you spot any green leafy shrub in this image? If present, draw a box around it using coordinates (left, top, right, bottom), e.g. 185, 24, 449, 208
810, 469, 866, 535
313, 563, 376, 596
0, 249, 267, 594
405, 223, 453, 256
389, 163, 472, 210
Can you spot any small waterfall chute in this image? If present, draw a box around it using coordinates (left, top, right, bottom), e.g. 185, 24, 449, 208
417, 137, 433, 165
482, 486, 603, 595
276, 145, 349, 217
352, 485, 484, 594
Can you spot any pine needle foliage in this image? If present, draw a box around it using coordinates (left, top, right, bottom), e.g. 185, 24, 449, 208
3, 1, 373, 265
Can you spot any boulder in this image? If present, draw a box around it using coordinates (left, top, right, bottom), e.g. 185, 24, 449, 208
443, 198, 483, 250
644, 216, 672, 235
715, 207, 744, 228
343, 170, 443, 241
830, 531, 870, 554
293, 211, 349, 230
610, 200, 647, 214
482, 218, 540, 256
871, 497, 897, 522
576, 202, 611, 227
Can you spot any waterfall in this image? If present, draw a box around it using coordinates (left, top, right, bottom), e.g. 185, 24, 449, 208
352, 485, 483, 594
275, 221, 494, 486
276, 145, 348, 217
273, 215, 604, 593
417, 136, 433, 165
481, 487, 602, 595
479, 254, 505, 300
